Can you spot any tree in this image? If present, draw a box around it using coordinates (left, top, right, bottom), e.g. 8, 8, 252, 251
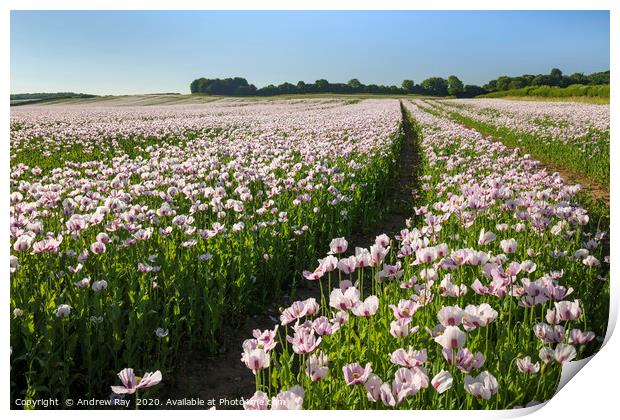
401, 80, 415, 93
462, 85, 487, 98
314, 79, 330, 92
421, 77, 449, 96
568, 73, 588, 85
277, 82, 297, 94
550, 68, 563, 78
531, 75, 545, 86
588, 71, 610, 85
483, 79, 498, 91
447, 75, 465, 96
347, 79, 362, 90
548, 68, 563, 86
495, 76, 511, 91
296, 81, 308, 93
508, 79, 525, 90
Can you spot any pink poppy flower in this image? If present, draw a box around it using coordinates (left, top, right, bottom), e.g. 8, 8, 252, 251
66, 214, 87, 233
390, 319, 418, 338
343, 362, 372, 385
462, 303, 498, 330
554, 343, 577, 364
545, 309, 560, 324
416, 247, 437, 264
520, 260, 537, 273
434, 325, 466, 349
337, 256, 357, 274
110, 368, 162, 395
431, 370, 453, 393
241, 348, 271, 374
328, 237, 348, 255
355, 247, 372, 268
499, 238, 517, 254
90, 241, 106, 255
554, 300, 581, 321
375, 234, 390, 248
464, 371, 498, 400
419, 267, 437, 282
439, 275, 468, 297
243, 391, 269, 410
393, 367, 426, 398
280, 300, 309, 325
582, 255, 600, 267
390, 347, 427, 368
313, 316, 339, 336
271, 386, 304, 410
352, 295, 379, 318
370, 244, 390, 267
516, 356, 540, 374
10, 256, 19, 273
306, 351, 329, 382
287, 328, 321, 355
329, 286, 360, 311
539, 347, 555, 363
471, 279, 490, 295
252, 326, 279, 351
390, 299, 422, 320
478, 229, 496, 246
437, 305, 463, 327
568, 329, 595, 345
318, 255, 338, 272
96, 232, 111, 243
32, 236, 62, 254
303, 266, 325, 281
533, 323, 564, 344
442, 348, 484, 372
13, 234, 34, 252
365, 373, 384, 402
333, 310, 349, 326
379, 383, 397, 407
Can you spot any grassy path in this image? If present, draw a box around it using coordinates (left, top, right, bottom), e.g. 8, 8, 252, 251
425, 101, 609, 199
416, 101, 610, 236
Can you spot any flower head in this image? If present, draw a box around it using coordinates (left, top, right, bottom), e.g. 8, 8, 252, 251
343, 362, 372, 385
110, 368, 162, 394
434, 325, 466, 349
464, 371, 498, 400
431, 370, 453, 394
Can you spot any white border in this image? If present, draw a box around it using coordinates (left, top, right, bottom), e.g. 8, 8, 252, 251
3, 2, 617, 419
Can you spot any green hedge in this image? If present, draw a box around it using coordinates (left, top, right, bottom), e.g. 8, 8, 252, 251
479, 84, 609, 99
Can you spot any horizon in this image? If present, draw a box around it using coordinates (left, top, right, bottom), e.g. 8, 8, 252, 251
11, 10, 610, 95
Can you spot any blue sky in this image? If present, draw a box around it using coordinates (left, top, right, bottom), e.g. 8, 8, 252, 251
10, 10, 610, 95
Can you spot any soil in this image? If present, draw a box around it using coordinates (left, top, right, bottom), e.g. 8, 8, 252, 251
161, 105, 421, 409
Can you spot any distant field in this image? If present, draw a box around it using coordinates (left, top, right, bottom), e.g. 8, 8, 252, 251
10, 93, 439, 107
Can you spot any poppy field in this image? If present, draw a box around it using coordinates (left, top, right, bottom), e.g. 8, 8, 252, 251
9, 97, 610, 410
424, 98, 610, 188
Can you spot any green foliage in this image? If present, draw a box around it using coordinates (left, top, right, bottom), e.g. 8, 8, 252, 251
188, 68, 608, 99
447, 76, 465, 96
484, 69, 609, 92
189, 77, 257, 95
479, 84, 610, 99
420, 77, 449, 96
401, 80, 415, 93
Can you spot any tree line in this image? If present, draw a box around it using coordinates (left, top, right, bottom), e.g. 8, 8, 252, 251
484, 69, 609, 92
189, 68, 609, 98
